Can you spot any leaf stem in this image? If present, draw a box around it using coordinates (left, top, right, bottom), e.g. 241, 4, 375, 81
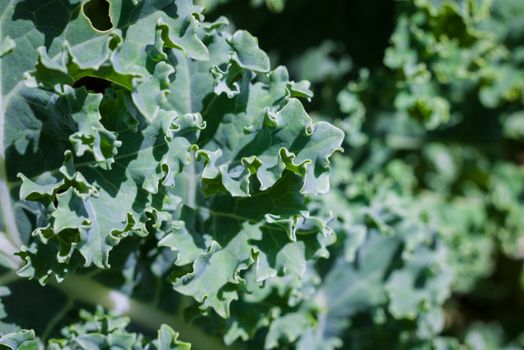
0, 231, 22, 268
0, 59, 22, 249
0, 255, 227, 349
41, 296, 74, 340
187, 152, 197, 208
0, 269, 20, 286
50, 274, 228, 350
0, 176, 22, 247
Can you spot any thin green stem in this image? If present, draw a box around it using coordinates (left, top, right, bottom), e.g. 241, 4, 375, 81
50, 274, 228, 350
0, 269, 20, 286
187, 153, 197, 208
0, 232, 22, 268
0, 250, 227, 349
41, 297, 74, 340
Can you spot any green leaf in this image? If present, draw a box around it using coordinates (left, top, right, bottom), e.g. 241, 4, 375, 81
1, 0, 342, 334
47, 308, 190, 350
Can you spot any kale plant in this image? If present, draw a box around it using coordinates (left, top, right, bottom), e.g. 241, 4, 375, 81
1, 0, 524, 349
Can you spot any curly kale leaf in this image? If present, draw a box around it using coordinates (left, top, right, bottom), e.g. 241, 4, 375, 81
0, 0, 343, 327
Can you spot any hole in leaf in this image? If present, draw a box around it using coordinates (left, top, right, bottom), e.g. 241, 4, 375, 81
73, 77, 111, 93
83, 0, 112, 31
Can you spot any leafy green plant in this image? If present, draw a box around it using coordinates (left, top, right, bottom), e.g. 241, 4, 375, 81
0, 0, 344, 347
203, 0, 524, 347
1, 0, 524, 349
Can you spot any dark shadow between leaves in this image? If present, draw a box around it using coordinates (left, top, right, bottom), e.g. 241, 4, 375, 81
73, 77, 112, 93
198, 74, 251, 147
13, 0, 80, 49
5, 88, 72, 181
82, 0, 112, 31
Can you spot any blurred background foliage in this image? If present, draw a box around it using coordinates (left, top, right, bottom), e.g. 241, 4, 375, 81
199, 0, 524, 348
